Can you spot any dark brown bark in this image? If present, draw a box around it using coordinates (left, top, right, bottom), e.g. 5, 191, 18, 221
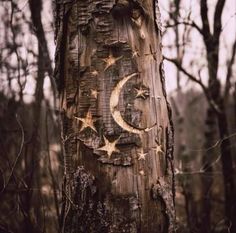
234, 83, 236, 129
54, 0, 175, 232
183, 186, 198, 233
200, 108, 217, 233
205, 35, 236, 233
216, 101, 236, 232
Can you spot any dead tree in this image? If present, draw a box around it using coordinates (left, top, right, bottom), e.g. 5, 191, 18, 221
54, 1, 175, 232
164, 0, 236, 232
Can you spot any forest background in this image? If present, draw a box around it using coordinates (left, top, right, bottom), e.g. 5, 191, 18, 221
0, 0, 235, 232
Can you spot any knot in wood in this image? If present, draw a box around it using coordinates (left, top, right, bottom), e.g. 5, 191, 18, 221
131, 8, 141, 20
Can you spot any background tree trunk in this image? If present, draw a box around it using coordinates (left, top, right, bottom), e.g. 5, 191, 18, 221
200, 107, 217, 233
54, 1, 175, 232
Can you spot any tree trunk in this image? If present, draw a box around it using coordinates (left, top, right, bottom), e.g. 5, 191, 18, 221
54, 1, 175, 232
200, 107, 217, 233
207, 46, 236, 232
216, 101, 236, 232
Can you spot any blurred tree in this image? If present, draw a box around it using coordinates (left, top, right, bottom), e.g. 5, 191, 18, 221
164, 0, 236, 232
0, 0, 61, 232
54, 0, 175, 232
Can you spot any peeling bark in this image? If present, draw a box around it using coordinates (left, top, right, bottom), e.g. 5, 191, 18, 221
54, 0, 175, 232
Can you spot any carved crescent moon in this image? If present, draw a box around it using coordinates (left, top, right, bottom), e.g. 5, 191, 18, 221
110, 73, 155, 135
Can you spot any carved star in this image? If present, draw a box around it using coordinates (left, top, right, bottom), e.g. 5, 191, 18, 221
152, 143, 164, 155
74, 110, 97, 133
131, 14, 143, 27
137, 149, 148, 160
91, 70, 99, 76
97, 136, 120, 158
90, 89, 99, 99
139, 170, 145, 176
132, 48, 140, 58
134, 87, 149, 99
102, 54, 123, 71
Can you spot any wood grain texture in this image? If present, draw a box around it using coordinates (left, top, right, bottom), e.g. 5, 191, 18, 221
54, 0, 175, 232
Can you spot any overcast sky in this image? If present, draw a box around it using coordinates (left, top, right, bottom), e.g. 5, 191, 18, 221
0, 0, 235, 101
160, 0, 236, 92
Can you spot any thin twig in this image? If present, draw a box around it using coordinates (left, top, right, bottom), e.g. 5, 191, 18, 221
1, 114, 24, 193
187, 132, 236, 152
163, 55, 221, 114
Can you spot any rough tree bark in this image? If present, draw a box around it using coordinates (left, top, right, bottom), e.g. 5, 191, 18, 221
54, 1, 175, 232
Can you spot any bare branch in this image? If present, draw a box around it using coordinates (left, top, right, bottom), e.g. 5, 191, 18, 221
213, 0, 226, 40
10, 0, 24, 100
29, 0, 56, 93
224, 38, 236, 101
200, 0, 212, 46
1, 114, 24, 193
163, 56, 206, 89
163, 56, 221, 113
165, 20, 203, 36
